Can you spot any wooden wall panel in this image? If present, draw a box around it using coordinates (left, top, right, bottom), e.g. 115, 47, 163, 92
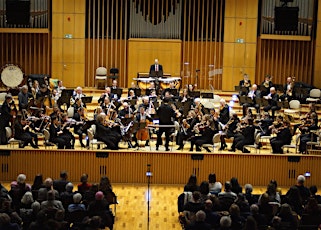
1, 150, 321, 188
313, 0, 321, 88
52, 14, 64, 38
256, 39, 314, 85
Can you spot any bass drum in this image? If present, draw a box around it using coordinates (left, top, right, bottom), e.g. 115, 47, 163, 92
1, 64, 24, 88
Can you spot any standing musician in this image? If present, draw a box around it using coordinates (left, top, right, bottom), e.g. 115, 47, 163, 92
95, 114, 119, 150
229, 118, 256, 153
18, 85, 33, 111
281, 76, 295, 101
270, 120, 292, 154
49, 116, 72, 149
263, 87, 281, 120
242, 84, 261, 117
0, 94, 15, 144
132, 106, 153, 148
176, 110, 199, 150
260, 74, 273, 97
189, 114, 217, 152
14, 114, 38, 149
73, 107, 89, 148
156, 97, 175, 151
239, 74, 251, 97
219, 99, 230, 126
220, 113, 240, 150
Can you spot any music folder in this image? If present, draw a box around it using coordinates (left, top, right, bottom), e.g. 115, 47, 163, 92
188, 91, 201, 98
111, 88, 123, 98
81, 96, 93, 104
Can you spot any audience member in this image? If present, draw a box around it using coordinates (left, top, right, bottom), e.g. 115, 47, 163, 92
78, 173, 92, 195
208, 173, 222, 195
68, 193, 86, 213
185, 210, 211, 230
184, 174, 199, 193
53, 171, 70, 195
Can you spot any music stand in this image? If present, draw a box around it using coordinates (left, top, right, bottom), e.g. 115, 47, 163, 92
201, 92, 214, 99
81, 96, 93, 104
150, 70, 163, 78
128, 88, 141, 97
168, 89, 178, 96
239, 96, 253, 105
145, 88, 153, 96
111, 88, 123, 99
124, 99, 137, 107
188, 91, 201, 98
235, 85, 240, 92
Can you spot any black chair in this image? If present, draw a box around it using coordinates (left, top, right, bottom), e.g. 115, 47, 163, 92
109, 68, 119, 79
105, 191, 118, 216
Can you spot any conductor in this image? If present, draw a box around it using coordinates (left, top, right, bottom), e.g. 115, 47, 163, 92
156, 97, 175, 151
149, 58, 163, 78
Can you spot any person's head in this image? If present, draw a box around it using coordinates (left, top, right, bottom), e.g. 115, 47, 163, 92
252, 84, 257, 91
58, 80, 63, 87
40, 84, 47, 92
60, 170, 68, 180
244, 74, 249, 80
204, 199, 213, 211
78, 107, 85, 116
21, 191, 34, 205
287, 77, 292, 83
55, 209, 65, 221
208, 173, 217, 183
278, 203, 293, 217
129, 89, 135, 96
244, 216, 258, 230
104, 97, 110, 105
195, 210, 206, 222
297, 175, 306, 186
260, 193, 269, 204
199, 181, 209, 195
143, 96, 149, 104
44, 177, 53, 188
310, 185, 318, 195
229, 203, 240, 216
265, 74, 271, 81
17, 173, 27, 184
270, 87, 276, 94
76, 86, 83, 94
21, 85, 28, 94
220, 215, 232, 228
187, 174, 197, 185
0, 213, 11, 225
194, 98, 201, 105
192, 191, 201, 203
31, 201, 41, 214
224, 181, 232, 192
90, 183, 99, 193
80, 174, 88, 183
73, 193, 82, 204
5, 93, 12, 103
230, 177, 239, 187
250, 204, 259, 214
95, 191, 104, 201
154, 59, 159, 65
47, 190, 55, 201
287, 186, 302, 203
96, 114, 106, 124
220, 98, 226, 106
65, 182, 74, 192
244, 184, 253, 194
267, 182, 276, 195
112, 80, 117, 87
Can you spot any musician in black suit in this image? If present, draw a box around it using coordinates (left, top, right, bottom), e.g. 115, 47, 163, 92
94, 114, 119, 150
239, 74, 251, 97
49, 116, 72, 149
230, 118, 256, 153
219, 99, 230, 125
98, 87, 113, 104
281, 76, 294, 101
263, 87, 281, 119
242, 84, 261, 117
156, 97, 175, 151
14, 114, 38, 148
270, 121, 292, 154
73, 107, 88, 148
149, 58, 163, 77
176, 110, 199, 150
260, 74, 273, 97
18, 85, 33, 111
0, 94, 14, 144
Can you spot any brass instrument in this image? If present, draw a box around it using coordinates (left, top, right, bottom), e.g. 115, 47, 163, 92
243, 80, 250, 88
263, 75, 272, 88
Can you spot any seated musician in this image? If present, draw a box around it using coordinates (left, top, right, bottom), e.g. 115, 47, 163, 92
49, 116, 72, 149
73, 107, 89, 148
156, 97, 176, 151
60, 113, 76, 149
36, 84, 52, 109
98, 87, 113, 104
127, 89, 137, 100
242, 84, 261, 117
219, 99, 230, 126
118, 102, 133, 119
51, 89, 60, 105
255, 112, 273, 137
18, 85, 33, 111
31, 80, 40, 99
95, 114, 120, 150
73, 98, 86, 112
111, 79, 118, 90
190, 114, 217, 152
55, 80, 66, 97
299, 112, 318, 154
72, 86, 86, 101
132, 106, 153, 148
229, 118, 256, 153
263, 87, 281, 120
171, 103, 182, 122
100, 97, 111, 113
162, 82, 178, 99
50, 105, 62, 119
176, 110, 199, 150
260, 74, 273, 97
270, 120, 292, 154
293, 103, 318, 135
281, 76, 295, 101
239, 74, 251, 97
138, 96, 150, 111
194, 98, 206, 116
220, 113, 240, 150
14, 114, 38, 149
179, 88, 190, 103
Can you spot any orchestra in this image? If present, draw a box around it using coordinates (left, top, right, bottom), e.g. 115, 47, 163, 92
0, 72, 319, 156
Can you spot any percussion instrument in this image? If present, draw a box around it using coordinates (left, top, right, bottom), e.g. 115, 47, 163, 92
1, 64, 24, 88
133, 77, 155, 89
158, 77, 181, 89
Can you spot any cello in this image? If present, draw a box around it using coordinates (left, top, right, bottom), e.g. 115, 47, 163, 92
135, 107, 152, 146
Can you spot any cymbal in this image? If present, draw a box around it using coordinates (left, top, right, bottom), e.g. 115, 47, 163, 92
29, 106, 44, 111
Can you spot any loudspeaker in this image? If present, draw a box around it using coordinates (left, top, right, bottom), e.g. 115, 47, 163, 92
6, 0, 30, 25
274, 6, 299, 32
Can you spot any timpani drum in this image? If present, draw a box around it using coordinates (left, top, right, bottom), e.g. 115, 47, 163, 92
134, 78, 155, 89
159, 77, 181, 89
1, 64, 24, 88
